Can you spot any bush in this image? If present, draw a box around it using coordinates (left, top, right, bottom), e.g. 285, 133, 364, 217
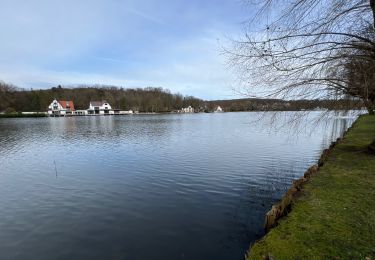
5, 107, 16, 114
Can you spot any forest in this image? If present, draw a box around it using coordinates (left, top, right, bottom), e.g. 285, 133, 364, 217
0, 81, 362, 113
0, 83, 202, 113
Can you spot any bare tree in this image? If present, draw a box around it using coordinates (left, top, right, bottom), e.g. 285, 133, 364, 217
227, 0, 375, 114
0, 81, 18, 112
342, 39, 375, 113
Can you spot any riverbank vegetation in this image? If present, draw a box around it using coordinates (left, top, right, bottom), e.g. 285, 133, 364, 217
247, 115, 375, 259
0, 113, 47, 118
207, 98, 358, 112
0, 82, 363, 113
0, 83, 202, 113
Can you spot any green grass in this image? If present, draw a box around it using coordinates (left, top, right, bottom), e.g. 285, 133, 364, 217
248, 115, 375, 260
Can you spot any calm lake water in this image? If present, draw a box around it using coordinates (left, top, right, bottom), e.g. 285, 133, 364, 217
0, 112, 355, 260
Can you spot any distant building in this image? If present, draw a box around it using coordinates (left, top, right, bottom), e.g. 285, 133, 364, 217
215, 106, 223, 112
87, 101, 113, 115
74, 110, 88, 115
119, 110, 133, 115
48, 99, 75, 116
47, 99, 134, 116
181, 106, 194, 113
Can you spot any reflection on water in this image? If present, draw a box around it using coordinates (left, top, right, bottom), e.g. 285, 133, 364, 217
0, 112, 356, 260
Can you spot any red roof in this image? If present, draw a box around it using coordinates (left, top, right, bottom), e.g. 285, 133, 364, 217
58, 101, 75, 111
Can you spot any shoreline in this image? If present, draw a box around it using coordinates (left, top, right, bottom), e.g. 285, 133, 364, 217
0, 109, 363, 119
0, 113, 47, 118
262, 134, 345, 233
247, 114, 375, 259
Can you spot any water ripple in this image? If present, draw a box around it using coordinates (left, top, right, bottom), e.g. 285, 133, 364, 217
0, 112, 354, 260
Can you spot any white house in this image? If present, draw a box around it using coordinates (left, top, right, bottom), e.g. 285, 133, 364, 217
48, 99, 75, 116
181, 106, 194, 113
215, 106, 223, 112
87, 101, 113, 115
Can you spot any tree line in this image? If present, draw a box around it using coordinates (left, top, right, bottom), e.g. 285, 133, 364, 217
206, 98, 358, 112
0, 83, 202, 113
0, 82, 361, 113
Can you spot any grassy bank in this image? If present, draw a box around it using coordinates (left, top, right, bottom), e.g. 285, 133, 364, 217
248, 115, 375, 259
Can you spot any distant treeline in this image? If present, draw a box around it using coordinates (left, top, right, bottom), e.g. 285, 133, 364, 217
0, 82, 361, 113
206, 98, 360, 112
0, 83, 202, 113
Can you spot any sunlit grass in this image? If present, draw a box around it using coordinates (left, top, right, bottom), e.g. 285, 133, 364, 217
248, 115, 375, 259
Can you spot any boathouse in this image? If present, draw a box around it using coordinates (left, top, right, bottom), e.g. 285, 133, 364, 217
181, 106, 194, 113
48, 99, 75, 116
215, 106, 223, 112
87, 101, 113, 115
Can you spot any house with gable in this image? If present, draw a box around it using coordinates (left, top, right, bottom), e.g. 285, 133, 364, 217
181, 106, 194, 113
48, 99, 75, 116
87, 101, 113, 115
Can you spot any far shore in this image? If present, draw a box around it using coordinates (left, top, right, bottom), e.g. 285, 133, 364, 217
0, 109, 361, 119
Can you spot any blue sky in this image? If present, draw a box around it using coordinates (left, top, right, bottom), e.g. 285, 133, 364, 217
0, 0, 252, 100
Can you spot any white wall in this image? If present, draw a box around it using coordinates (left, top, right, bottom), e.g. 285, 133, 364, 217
89, 102, 112, 110
48, 99, 64, 111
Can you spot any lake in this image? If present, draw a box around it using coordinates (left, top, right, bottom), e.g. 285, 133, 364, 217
0, 112, 355, 260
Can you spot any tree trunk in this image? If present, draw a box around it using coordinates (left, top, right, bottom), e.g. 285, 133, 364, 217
367, 98, 375, 153
365, 99, 375, 115
366, 0, 375, 151
369, 139, 375, 153
371, 0, 375, 28
369, 100, 375, 115
370, 0, 375, 28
